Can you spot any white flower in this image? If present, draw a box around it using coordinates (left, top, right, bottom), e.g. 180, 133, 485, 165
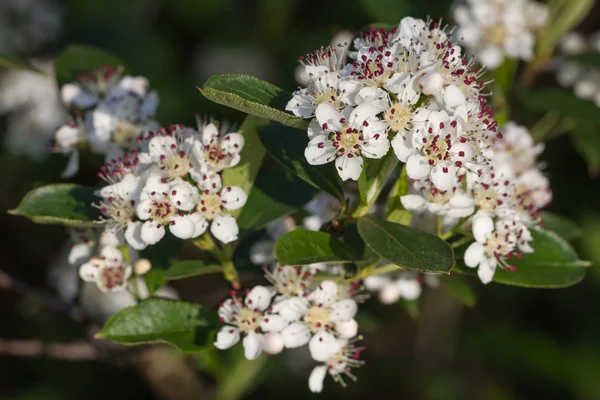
401, 177, 475, 218
469, 167, 515, 218
191, 120, 244, 173
52, 119, 85, 178
363, 271, 425, 304
558, 32, 587, 55
79, 245, 133, 292
308, 337, 365, 393
193, 172, 247, 244
296, 45, 348, 83
264, 265, 316, 297
464, 214, 532, 284
286, 71, 360, 118
492, 121, 544, 177
134, 175, 206, 245
215, 286, 284, 360
61, 66, 123, 109
305, 102, 390, 181
453, 0, 548, 69
273, 280, 359, 350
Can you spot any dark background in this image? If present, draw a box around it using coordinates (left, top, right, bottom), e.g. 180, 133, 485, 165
1, 0, 600, 399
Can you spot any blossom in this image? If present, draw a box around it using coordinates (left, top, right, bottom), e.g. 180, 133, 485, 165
61, 66, 123, 109
305, 102, 390, 181
214, 286, 286, 360
308, 337, 365, 393
79, 245, 132, 292
363, 271, 423, 304
400, 177, 475, 218
191, 119, 244, 173
453, 0, 548, 69
52, 118, 85, 178
464, 213, 533, 283
492, 121, 544, 177
134, 175, 205, 245
273, 280, 359, 349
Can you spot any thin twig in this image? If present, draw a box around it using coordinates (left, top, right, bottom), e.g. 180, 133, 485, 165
0, 338, 97, 360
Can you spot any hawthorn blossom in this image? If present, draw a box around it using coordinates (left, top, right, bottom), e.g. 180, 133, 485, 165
215, 286, 286, 360
400, 177, 475, 218
191, 119, 244, 173
273, 281, 359, 349
52, 118, 85, 178
61, 66, 123, 109
453, 0, 548, 69
194, 172, 248, 244
492, 121, 544, 177
464, 213, 533, 283
79, 245, 132, 293
305, 102, 390, 181
308, 337, 365, 393
363, 271, 423, 304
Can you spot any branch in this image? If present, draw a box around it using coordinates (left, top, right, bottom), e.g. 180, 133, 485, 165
0, 338, 97, 360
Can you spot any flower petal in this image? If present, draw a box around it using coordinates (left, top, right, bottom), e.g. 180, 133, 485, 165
406, 155, 430, 179
400, 194, 427, 211
473, 212, 494, 243
335, 318, 358, 339
60, 151, 80, 179
242, 332, 264, 360
262, 332, 285, 355
464, 242, 486, 268
329, 299, 358, 323
79, 261, 99, 282
125, 221, 148, 250
210, 214, 239, 244
308, 365, 328, 393
169, 214, 196, 239
305, 135, 336, 165
477, 258, 497, 284
245, 285, 273, 311
430, 163, 457, 191
260, 314, 288, 332
391, 133, 414, 162
140, 221, 166, 245
221, 186, 248, 211
281, 321, 311, 348
309, 331, 340, 362
335, 154, 363, 181
310, 280, 338, 307
315, 102, 343, 131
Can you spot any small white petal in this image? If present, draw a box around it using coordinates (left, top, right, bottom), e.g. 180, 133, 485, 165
221, 133, 245, 154
274, 297, 309, 322
214, 326, 240, 350
140, 221, 166, 245
464, 242, 486, 268
396, 279, 422, 300
391, 133, 414, 162
309, 331, 340, 362
420, 71, 444, 96
125, 221, 148, 250
281, 321, 311, 348
79, 262, 99, 282
406, 155, 430, 179
335, 318, 358, 339
335, 154, 363, 181
260, 315, 288, 332
201, 123, 220, 145
363, 275, 392, 291
210, 214, 239, 244
169, 214, 196, 239
430, 164, 456, 191
442, 85, 466, 109
68, 243, 92, 266
242, 332, 264, 360
305, 135, 336, 165
329, 299, 358, 323
473, 213, 494, 243
310, 281, 338, 307
308, 365, 328, 393
221, 186, 248, 211
245, 285, 273, 311
262, 332, 285, 355
188, 213, 209, 238
478, 258, 497, 284
379, 283, 402, 304
400, 194, 427, 211
315, 102, 343, 131
60, 151, 80, 179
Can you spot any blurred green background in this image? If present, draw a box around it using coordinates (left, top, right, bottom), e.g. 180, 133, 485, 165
2, 0, 600, 399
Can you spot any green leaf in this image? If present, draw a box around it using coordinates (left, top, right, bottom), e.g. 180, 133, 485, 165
438, 275, 476, 308
0, 54, 42, 72
54, 45, 125, 87
357, 152, 399, 214
521, 90, 599, 122
199, 74, 308, 129
570, 51, 600, 68
217, 348, 269, 400
97, 298, 214, 352
222, 115, 267, 219
139, 233, 182, 269
165, 260, 223, 280
236, 166, 318, 231
570, 124, 600, 176
385, 164, 412, 225
453, 227, 589, 288
143, 269, 167, 296
357, 216, 454, 273
276, 228, 359, 265
538, 0, 595, 58
362, 0, 413, 25
8, 184, 102, 227
541, 211, 583, 241
258, 124, 345, 202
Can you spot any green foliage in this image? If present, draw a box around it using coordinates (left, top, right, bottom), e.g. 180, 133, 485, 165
236, 166, 318, 231
357, 152, 398, 215
385, 164, 412, 225
454, 227, 590, 288
361, 0, 413, 25
276, 228, 359, 265
221, 115, 267, 219
143, 269, 167, 295
541, 211, 583, 241
97, 298, 214, 352
570, 124, 600, 176
521, 90, 598, 122
54, 45, 125, 87
199, 74, 308, 129
8, 184, 102, 227
357, 216, 454, 273
0, 54, 42, 72
164, 260, 224, 280
258, 124, 345, 202
439, 275, 476, 308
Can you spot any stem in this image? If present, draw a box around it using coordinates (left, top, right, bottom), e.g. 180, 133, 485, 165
436, 216, 442, 237
531, 112, 560, 142
192, 235, 240, 289
450, 235, 474, 249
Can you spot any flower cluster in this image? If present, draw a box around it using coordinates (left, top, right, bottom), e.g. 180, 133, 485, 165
96, 119, 248, 250
51, 66, 160, 178
453, 0, 548, 69
288, 17, 497, 189
553, 31, 600, 106
215, 271, 366, 393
